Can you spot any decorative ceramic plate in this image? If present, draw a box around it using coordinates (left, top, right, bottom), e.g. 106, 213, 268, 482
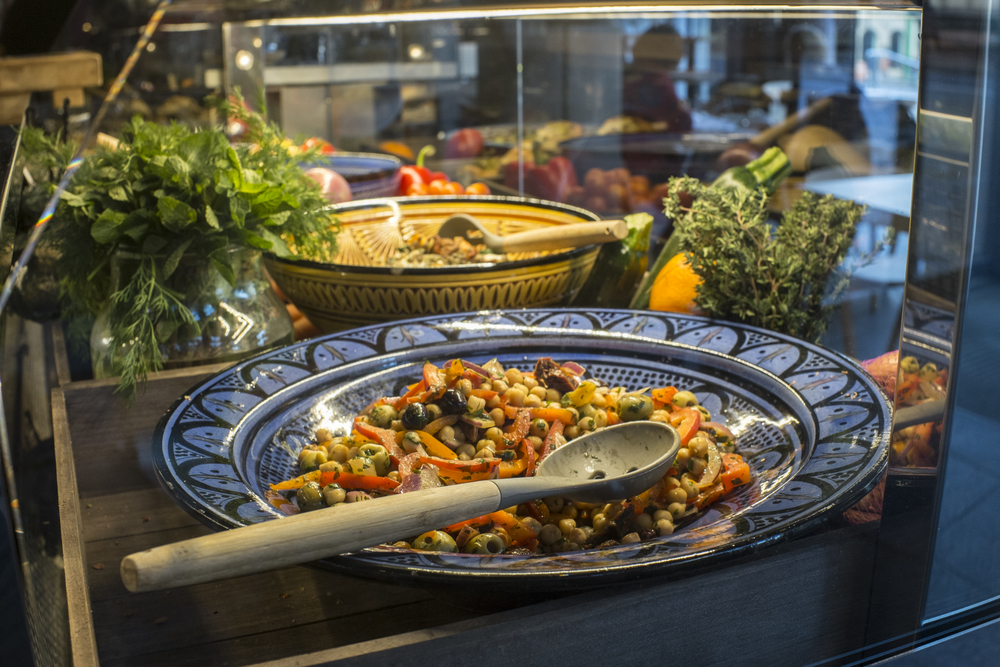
153, 309, 890, 590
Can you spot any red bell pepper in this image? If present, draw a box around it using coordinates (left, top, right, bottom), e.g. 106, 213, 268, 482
538, 419, 565, 463
353, 419, 406, 461
669, 408, 701, 446
520, 156, 579, 203
445, 129, 484, 158
398, 146, 448, 195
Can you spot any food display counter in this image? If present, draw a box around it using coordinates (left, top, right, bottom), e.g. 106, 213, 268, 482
1, 0, 998, 665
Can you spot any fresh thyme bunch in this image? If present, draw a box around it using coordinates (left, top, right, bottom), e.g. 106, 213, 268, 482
53, 104, 337, 400
664, 176, 865, 342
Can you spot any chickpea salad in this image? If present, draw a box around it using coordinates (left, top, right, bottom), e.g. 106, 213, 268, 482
387, 234, 507, 268
269, 358, 753, 555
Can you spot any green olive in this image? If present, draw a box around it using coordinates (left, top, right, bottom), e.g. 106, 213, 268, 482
900, 356, 920, 374
695, 405, 712, 422
412, 530, 459, 552
463, 533, 506, 554
369, 405, 399, 429
296, 481, 325, 512
299, 449, 328, 473
618, 395, 654, 422
322, 483, 346, 506
358, 443, 390, 476
348, 456, 378, 476
671, 391, 699, 408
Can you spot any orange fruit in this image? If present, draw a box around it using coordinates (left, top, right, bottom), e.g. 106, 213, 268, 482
649, 253, 703, 314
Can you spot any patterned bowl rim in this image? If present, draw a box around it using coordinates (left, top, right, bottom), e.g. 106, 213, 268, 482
301, 151, 402, 183
152, 308, 891, 590
264, 195, 604, 276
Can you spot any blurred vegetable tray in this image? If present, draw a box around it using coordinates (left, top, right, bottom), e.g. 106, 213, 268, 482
49, 322, 881, 666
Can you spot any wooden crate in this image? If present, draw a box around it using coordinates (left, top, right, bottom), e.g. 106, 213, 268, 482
54, 363, 881, 666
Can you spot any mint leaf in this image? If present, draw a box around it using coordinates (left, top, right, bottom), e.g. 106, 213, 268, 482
229, 196, 251, 226
91, 209, 127, 244
204, 206, 220, 230
163, 238, 194, 278
109, 185, 128, 201
210, 252, 236, 286
158, 196, 197, 232
257, 228, 290, 257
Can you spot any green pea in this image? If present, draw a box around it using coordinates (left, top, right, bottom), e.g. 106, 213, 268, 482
463, 533, 506, 554
369, 405, 399, 429
412, 530, 458, 552
618, 395, 654, 422
296, 481, 325, 512
358, 443, 390, 476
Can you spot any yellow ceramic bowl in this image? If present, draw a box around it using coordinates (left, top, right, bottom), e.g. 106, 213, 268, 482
265, 196, 602, 333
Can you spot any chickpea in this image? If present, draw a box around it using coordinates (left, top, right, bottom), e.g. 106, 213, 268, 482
689, 436, 711, 458
530, 418, 549, 438
563, 504, 578, 519
329, 444, 350, 463
671, 390, 699, 408
592, 513, 608, 533
580, 403, 597, 418
545, 388, 561, 403
476, 439, 493, 453
621, 532, 641, 545
656, 519, 675, 536
564, 425, 581, 439
579, 417, 596, 432
521, 516, 543, 534
486, 395, 501, 409
525, 394, 543, 409
650, 409, 671, 424
594, 411, 608, 429
368, 405, 398, 429
566, 407, 581, 423
545, 496, 565, 513
390, 419, 404, 432
425, 403, 443, 421
665, 477, 681, 490
485, 427, 504, 445
529, 386, 547, 399
527, 435, 543, 451
506, 388, 526, 407
467, 395, 486, 413
476, 448, 495, 459
634, 513, 654, 531
492, 380, 509, 394
675, 447, 691, 470
438, 425, 456, 443
558, 518, 577, 535
689, 458, 707, 477
590, 393, 607, 408
400, 432, 422, 454
347, 446, 359, 459
538, 523, 562, 546
523, 376, 539, 390
653, 509, 673, 523
478, 381, 493, 392
569, 528, 589, 545
504, 368, 523, 386
489, 407, 505, 425
666, 487, 688, 505
667, 502, 687, 521
315, 428, 333, 443
322, 484, 346, 506
605, 502, 624, 520
680, 476, 698, 499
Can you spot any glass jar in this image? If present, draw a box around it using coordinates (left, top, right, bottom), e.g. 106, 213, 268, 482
90, 246, 294, 378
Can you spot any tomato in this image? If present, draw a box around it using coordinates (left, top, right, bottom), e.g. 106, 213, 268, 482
443, 181, 464, 195
428, 179, 449, 195
668, 408, 701, 446
465, 182, 491, 195
406, 182, 429, 196
300, 137, 336, 154
445, 128, 484, 158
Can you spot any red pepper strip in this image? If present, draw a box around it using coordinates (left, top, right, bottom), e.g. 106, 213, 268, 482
606, 410, 621, 426
669, 408, 701, 446
436, 467, 494, 484
470, 388, 498, 401
442, 515, 492, 534
524, 438, 538, 477
270, 469, 321, 491
538, 420, 565, 463
651, 386, 678, 410
418, 455, 500, 474
503, 409, 531, 449
688, 482, 725, 509
319, 470, 400, 492
720, 453, 752, 493
489, 510, 538, 546
353, 420, 406, 462
520, 500, 543, 521
394, 380, 426, 410
627, 489, 652, 517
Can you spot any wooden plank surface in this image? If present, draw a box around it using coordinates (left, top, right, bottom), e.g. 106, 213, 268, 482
0, 52, 103, 93
57, 365, 482, 665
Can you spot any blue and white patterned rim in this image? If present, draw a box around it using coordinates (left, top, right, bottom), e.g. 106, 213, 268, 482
153, 309, 890, 588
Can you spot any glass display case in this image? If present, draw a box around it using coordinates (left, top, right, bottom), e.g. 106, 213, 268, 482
1, 0, 998, 665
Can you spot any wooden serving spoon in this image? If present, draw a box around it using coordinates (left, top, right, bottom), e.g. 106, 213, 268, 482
121, 421, 679, 593
436, 214, 628, 254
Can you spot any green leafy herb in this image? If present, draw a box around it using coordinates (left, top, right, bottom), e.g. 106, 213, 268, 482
51, 96, 338, 401
664, 176, 873, 342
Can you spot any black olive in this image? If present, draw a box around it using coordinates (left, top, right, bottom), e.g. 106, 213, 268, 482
437, 389, 467, 415
401, 403, 430, 430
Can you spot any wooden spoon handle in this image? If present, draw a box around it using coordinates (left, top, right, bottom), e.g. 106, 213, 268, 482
499, 220, 628, 254
750, 96, 833, 148
121, 483, 502, 593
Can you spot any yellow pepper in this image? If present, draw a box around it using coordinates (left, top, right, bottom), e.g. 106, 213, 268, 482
566, 381, 597, 407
